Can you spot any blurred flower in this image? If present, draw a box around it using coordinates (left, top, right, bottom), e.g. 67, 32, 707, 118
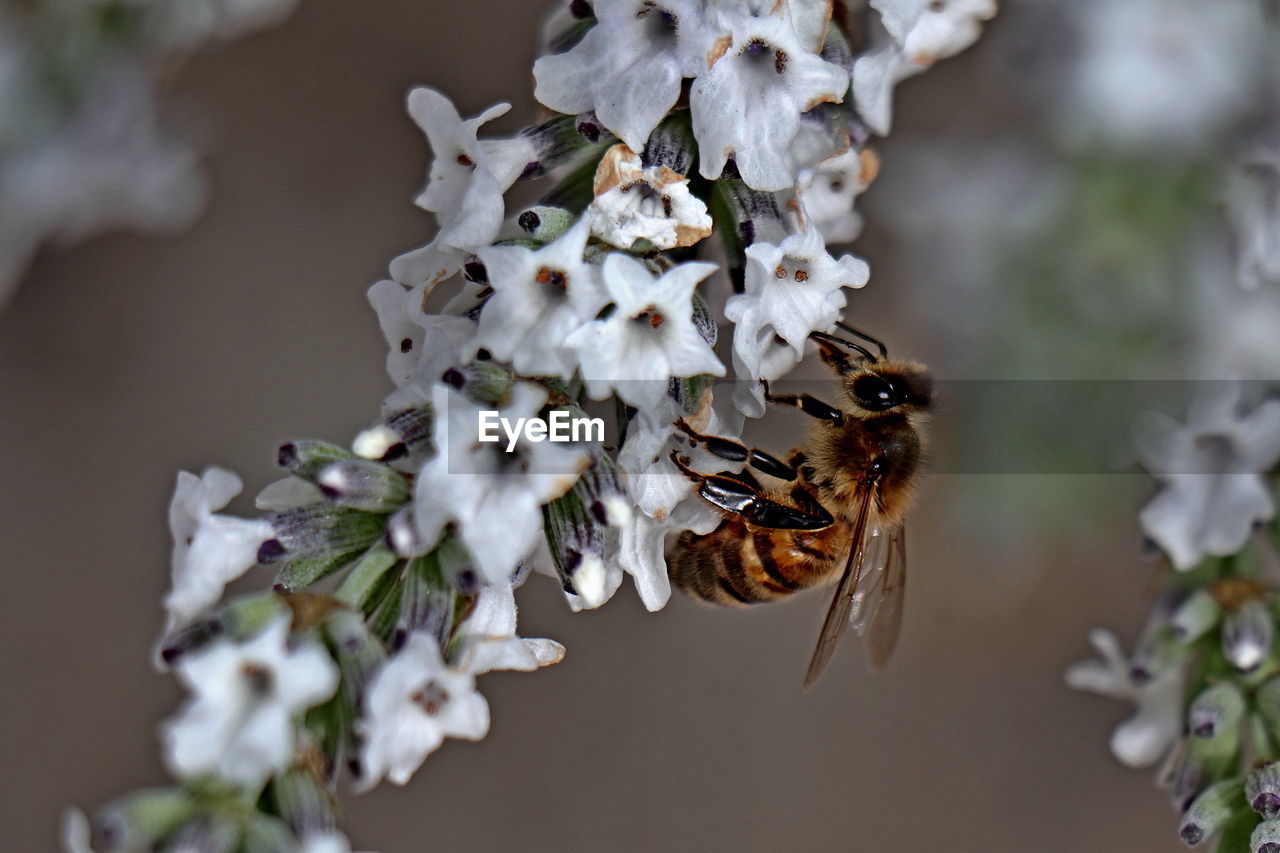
300, 830, 372, 853
357, 633, 489, 789
467, 217, 605, 379
1134, 383, 1280, 570
1061, 0, 1268, 152
587, 144, 712, 250
1066, 628, 1184, 767
566, 254, 724, 413
389, 88, 528, 289
61, 808, 94, 853
691, 11, 848, 190
162, 617, 339, 789
1226, 139, 1280, 291
870, 0, 996, 67
163, 468, 274, 636
725, 219, 868, 415
414, 382, 588, 585
155, 0, 301, 47
849, 35, 922, 137
533, 0, 713, 153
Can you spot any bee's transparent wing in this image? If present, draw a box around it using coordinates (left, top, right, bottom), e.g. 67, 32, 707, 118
848, 523, 890, 633
802, 481, 878, 690
857, 524, 907, 673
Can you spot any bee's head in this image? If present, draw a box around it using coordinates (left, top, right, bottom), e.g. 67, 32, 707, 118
810, 329, 933, 416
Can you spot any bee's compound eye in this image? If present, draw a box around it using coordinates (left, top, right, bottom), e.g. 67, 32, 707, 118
851, 374, 897, 411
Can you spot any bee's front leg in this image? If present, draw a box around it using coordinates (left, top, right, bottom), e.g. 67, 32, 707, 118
668, 450, 835, 531
673, 419, 797, 481
760, 381, 845, 425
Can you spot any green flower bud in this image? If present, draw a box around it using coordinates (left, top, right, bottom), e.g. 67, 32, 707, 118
1170, 589, 1222, 644
440, 360, 514, 408
315, 459, 410, 513
1179, 779, 1245, 846
277, 440, 353, 479
1249, 763, 1280, 818
1189, 682, 1246, 739
259, 506, 386, 564
91, 788, 195, 851
1224, 600, 1274, 672
1252, 817, 1280, 852
352, 406, 435, 464
517, 205, 576, 242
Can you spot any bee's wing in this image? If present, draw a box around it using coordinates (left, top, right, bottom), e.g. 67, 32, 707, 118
802, 480, 878, 690
859, 524, 907, 674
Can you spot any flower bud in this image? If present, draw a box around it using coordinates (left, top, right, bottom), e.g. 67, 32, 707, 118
517, 113, 613, 179
543, 485, 608, 605
315, 459, 410, 512
1189, 682, 1246, 739
238, 813, 297, 853
273, 550, 357, 593
268, 768, 337, 840
388, 553, 456, 651
1179, 779, 1245, 846
386, 505, 432, 558
642, 112, 696, 177
261, 506, 386, 564
1253, 817, 1280, 852
277, 440, 353, 479
517, 205, 576, 242
1171, 589, 1223, 644
333, 544, 401, 612
325, 608, 386, 703
441, 359, 514, 408
1250, 763, 1280, 819
1170, 729, 1243, 811
166, 816, 243, 853
90, 788, 196, 851
1224, 600, 1274, 672
353, 406, 435, 464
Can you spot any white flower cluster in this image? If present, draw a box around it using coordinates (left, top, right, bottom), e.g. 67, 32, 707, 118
66, 1, 995, 849
0, 0, 300, 305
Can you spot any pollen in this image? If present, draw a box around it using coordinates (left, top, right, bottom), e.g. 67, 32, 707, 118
535, 267, 567, 286
794, 269, 808, 282
456, 152, 474, 167
774, 264, 787, 278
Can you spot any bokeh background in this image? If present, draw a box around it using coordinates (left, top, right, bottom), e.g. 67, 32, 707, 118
4, 0, 1275, 850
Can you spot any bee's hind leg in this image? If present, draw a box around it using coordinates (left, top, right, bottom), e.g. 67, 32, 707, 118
673, 419, 797, 482
668, 450, 835, 531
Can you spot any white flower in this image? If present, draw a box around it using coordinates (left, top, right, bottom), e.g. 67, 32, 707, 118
153, 0, 301, 47
587, 144, 713, 250
1066, 628, 1184, 768
414, 383, 589, 585
388, 88, 531, 288
533, 0, 714, 152
566, 254, 724, 414
691, 12, 848, 191
870, 0, 996, 66
61, 808, 95, 853
794, 147, 880, 244
161, 617, 339, 789
454, 580, 566, 674
1060, 0, 1267, 152
1135, 384, 1280, 571
466, 216, 605, 378
724, 220, 868, 416
300, 830, 376, 853
367, 279, 475, 389
357, 633, 489, 789
163, 468, 274, 636
849, 36, 924, 136
1226, 140, 1280, 291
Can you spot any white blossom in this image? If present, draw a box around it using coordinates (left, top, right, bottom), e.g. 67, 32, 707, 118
466, 216, 605, 378
414, 382, 588, 585
1226, 139, 1280, 291
870, 0, 996, 66
849, 36, 924, 137
300, 830, 376, 853
691, 11, 848, 190
163, 468, 274, 637
1066, 628, 1185, 768
533, 0, 714, 153
161, 617, 339, 789
61, 808, 95, 853
357, 633, 489, 789
367, 279, 475, 389
454, 580, 566, 674
587, 144, 712, 250
565, 254, 724, 413
794, 147, 879, 244
1135, 383, 1280, 571
389, 88, 531, 288
724, 219, 868, 416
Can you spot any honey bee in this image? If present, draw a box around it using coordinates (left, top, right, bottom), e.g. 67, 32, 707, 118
667, 324, 932, 687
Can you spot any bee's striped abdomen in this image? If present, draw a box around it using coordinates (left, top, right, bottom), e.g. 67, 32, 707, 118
670, 517, 850, 606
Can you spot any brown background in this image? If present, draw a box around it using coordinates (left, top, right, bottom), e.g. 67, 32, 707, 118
1, 1, 1174, 850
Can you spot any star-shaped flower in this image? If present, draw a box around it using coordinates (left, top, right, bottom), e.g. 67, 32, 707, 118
794, 147, 879, 244
587, 144, 713, 250
388, 88, 532, 288
162, 468, 274, 637
466, 216, 605, 379
356, 633, 490, 789
533, 0, 715, 152
1135, 384, 1280, 571
690, 11, 848, 190
414, 382, 589, 585
565, 254, 724, 414
724, 219, 868, 415
367, 279, 475, 389
1066, 628, 1185, 768
161, 617, 339, 789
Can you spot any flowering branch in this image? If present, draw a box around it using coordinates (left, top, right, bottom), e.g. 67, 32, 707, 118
62, 2, 994, 850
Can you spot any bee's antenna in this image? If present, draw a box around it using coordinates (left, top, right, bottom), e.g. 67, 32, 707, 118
809, 331, 877, 362
834, 322, 889, 359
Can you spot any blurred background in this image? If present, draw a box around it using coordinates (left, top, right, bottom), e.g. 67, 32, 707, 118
3, 0, 1277, 850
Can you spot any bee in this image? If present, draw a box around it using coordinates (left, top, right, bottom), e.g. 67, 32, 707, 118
667, 324, 933, 687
